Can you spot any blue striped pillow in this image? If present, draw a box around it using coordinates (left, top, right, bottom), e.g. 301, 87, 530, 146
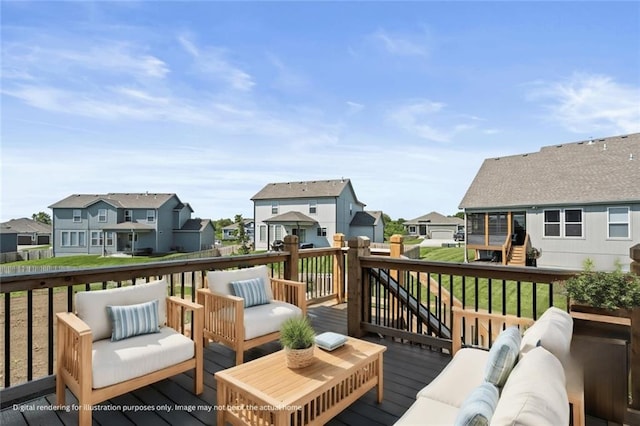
106, 299, 160, 341
230, 277, 270, 308
484, 326, 522, 386
454, 382, 500, 426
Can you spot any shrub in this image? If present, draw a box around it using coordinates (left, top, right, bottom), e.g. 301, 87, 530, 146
564, 267, 640, 310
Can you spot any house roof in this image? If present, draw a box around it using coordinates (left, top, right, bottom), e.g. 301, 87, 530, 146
0, 218, 52, 234
177, 218, 213, 232
405, 211, 463, 226
251, 178, 365, 206
459, 133, 640, 209
49, 193, 179, 209
264, 211, 317, 225
222, 219, 254, 230
350, 211, 383, 226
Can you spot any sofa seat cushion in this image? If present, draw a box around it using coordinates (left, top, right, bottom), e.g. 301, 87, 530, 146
92, 327, 194, 389
520, 307, 573, 365
76, 279, 168, 342
207, 266, 273, 300
244, 301, 303, 340
417, 348, 490, 408
394, 397, 460, 425
491, 346, 569, 426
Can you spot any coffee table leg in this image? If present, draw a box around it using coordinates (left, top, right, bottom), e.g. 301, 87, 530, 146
377, 353, 384, 403
217, 381, 226, 425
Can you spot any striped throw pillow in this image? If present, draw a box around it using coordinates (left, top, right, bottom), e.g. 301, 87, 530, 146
484, 326, 522, 387
230, 277, 270, 308
454, 381, 500, 426
106, 299, 160, 341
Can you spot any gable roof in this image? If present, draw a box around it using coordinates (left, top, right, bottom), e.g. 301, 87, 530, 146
350, 211, 383, 226
264, 211, 317, 225
49, 193, 179, 209
459, 133, 640, 209
177, 218, 213, 232
0, 218, 52, 234
251, 178, 364, 205
405, 211, 463, 226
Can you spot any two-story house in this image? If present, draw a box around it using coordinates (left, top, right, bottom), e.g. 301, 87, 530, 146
251, 178, 384, 250
459, 133, 640, 271
49, 193, 215, 256
222, 218, 255, 240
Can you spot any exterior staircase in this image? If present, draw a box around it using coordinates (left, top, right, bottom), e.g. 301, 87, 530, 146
508, 245, 527, 266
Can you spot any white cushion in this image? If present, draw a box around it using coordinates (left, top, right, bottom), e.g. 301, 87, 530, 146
417, 348, 489, 408
243, 300, 302, 340
207, 265, 273, 300
91, 327, 194, 389
520, 307, 573, 365
394, 397, 460, 425
491, 346, 569, 426
76, 279, 167, 342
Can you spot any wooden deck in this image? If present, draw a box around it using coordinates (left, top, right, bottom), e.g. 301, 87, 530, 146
1, 303, 607, 426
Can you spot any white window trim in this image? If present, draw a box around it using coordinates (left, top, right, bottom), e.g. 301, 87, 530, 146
543, 208, 584, 238
607, 206, 630, 239
272, 202, 279, 215
146, 210, 156, 223
61, 230, 86, 247
309, 200, 317, 215
543, 209, 561, 238
98, 209, 107, 222
72, 209, 82, 223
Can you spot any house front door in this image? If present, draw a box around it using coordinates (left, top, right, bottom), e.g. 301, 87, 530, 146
512, 212, 526, 245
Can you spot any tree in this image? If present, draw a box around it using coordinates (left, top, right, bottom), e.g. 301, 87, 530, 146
234, 214, 251, 254
32, 211, 52, 224
383, 214, 406, 241
452, 211, 464, 219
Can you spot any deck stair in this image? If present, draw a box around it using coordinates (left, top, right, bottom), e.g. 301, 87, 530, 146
508, 245, 527, 266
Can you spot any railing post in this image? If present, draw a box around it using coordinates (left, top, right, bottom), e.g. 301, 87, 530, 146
630, 244, 640, 413
347, 236, 370, 337
333, 233, 345, 303
389, 235, 404, 325
283, 235, 299, 281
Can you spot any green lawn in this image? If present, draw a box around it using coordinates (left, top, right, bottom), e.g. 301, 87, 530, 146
3, 253, 185, 267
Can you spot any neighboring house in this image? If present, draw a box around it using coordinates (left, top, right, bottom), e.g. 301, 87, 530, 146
49, 193, 214, 257
459, 133, 640, 271
404, 212, 464, 239
251, 178, 384, 250
0, 227, 18, 253
0, 218, 51, 245
222, 219, 255, 240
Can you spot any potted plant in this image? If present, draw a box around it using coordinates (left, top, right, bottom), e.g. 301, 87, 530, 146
280, 316, 316, 368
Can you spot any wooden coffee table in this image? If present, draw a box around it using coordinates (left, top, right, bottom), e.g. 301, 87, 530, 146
215, 337, 386, 426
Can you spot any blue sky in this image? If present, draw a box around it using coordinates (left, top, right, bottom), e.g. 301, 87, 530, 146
2, 1, 639, 223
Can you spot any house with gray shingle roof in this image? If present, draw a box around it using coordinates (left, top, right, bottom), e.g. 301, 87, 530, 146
0, 218, 51, 245
251, 178, 384, 250
48, 193, 214, 256
459, 133, 640, 271
404, 211, 464, 239
222, 218, 255, 240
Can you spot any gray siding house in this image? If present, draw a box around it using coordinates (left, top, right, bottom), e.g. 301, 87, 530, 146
404, 212, 464, 239
459, 133, 640, 271
49, 193, 214, 257
222, 219, 255, 240
0, 218, 51, 245
251, 179, 384, 250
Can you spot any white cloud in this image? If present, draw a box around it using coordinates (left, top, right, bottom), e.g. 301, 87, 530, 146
527, 73, 640, 135
386, 100, 475, 143
369, 29, 429, 57
346, 101, 364, 115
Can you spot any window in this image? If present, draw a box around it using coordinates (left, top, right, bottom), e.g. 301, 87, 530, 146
309, 200, 317, 214
544, 210, 561, 237
608, 207, 630, 238
73, 210, 81, 223
544, 209, 583, 238
98, 209, 107, 222
124, 210, 132, 222
564, 209, 583, 237
106, 232, 114, 246
61, 231, 86, 247
274, 225, 282, 240
349, 203, 353, 216
259, 225, 266, 242
271, 202, 279, 215
146, 210, 156, 222
292, 228, 306, 241
317, 227, 327, 237
91, 231, 103, 246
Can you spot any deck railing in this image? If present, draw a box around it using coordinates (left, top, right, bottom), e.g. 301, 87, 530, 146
0, 234, 346, 405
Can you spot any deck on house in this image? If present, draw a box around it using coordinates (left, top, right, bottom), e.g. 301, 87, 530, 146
2, 303, 607, 426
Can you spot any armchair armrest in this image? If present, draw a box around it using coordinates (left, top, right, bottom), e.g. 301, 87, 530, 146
270, 278, 307, 316
166, 296, 204, 343
56, 312, 93, 400
196, 288, 245, 343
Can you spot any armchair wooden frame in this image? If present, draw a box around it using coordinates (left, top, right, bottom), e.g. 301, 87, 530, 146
451, 307, 585, 426
197, 276, 306, 365
56, 296, 204, 426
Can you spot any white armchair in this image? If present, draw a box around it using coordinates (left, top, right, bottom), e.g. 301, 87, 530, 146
196, 265, 306, 364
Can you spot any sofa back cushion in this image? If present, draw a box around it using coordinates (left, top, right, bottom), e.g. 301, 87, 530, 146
207, 265, 273, 300
520, 307, 573, 365
76, 279, 167, 342
491, 346, 569, 426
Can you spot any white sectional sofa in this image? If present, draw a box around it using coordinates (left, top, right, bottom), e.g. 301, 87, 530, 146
395, 307, 583, 426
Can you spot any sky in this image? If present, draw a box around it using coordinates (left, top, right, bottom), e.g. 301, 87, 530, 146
2, 1, 639, 224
